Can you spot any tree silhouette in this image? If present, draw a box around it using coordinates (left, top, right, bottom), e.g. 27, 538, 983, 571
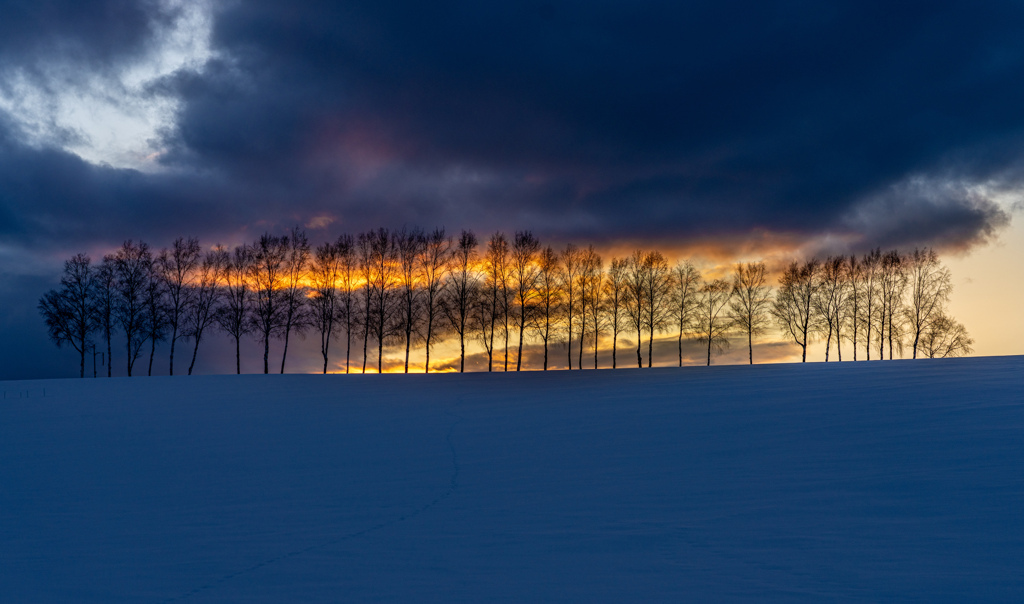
604, 257, 628, 369
728, 261, 770, 365
624, 250, 647, 368
672, 261, 701, 366
641, 251, 671, 368
279, 228, 311, 374
877, 249, 906, 360
578, 246, 602, 369
94, 258, 116, 377
216, 245, 252, 374
905, 247, 952, 359
919, 314, 973, 358
395, 228, 424, 373
38, 254, 97, 377
695, 278, 733, 366
110, 240, 153, 377
444, 230, 478, 373
511, 231, 541, 371
249, 234, 287, 374
845, 255, 865, 361
335, 235, 357, 373
860, 249, 881, 360
184, 248, 223, 375
419, 228, 451, 373
143, 265, 168, 376
772, 259, 819, 363
156, 237, 200, 376
535, 245, 562, 370
483, 233, 509, 372
814, 256, 849, 362
561, 244, 583, 369
367, 228, 400, 373
583, 248, 604, 369
310, 239, 342, 374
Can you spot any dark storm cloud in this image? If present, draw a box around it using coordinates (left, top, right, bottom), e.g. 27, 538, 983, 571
148, 0, 1022, 250
2, 0, 1023, 255
0, 0, 173, 78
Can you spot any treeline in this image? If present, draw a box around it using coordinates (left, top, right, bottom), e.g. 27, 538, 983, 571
39, 227, 973, 378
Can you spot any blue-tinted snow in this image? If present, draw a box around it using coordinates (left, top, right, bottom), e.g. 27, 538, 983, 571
1, 356, 1022, 602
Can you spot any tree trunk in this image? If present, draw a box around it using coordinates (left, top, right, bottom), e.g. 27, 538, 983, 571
404, 328, 411, 373
263, 338, 270, 374
636, 327, 643, 368
148, 336, 156, 376
516, 317, 525, 372
748, 329, 753, 365
459, 333, 465, 373
280, 329, 290, 374
188, 338, 200, 375
169, 327, 177, 376
235, 336, 241, 375
612, 331, 617, 369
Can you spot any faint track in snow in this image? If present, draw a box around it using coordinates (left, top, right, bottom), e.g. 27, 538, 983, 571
163, 410, 464, 603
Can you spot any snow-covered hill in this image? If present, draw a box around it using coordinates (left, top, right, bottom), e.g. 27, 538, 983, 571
2, 357, 1022, 602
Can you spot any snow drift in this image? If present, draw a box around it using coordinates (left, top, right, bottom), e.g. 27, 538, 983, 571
1, 356, 1022, 602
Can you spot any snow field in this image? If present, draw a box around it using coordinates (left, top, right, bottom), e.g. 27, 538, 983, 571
1, 356, 1022, 602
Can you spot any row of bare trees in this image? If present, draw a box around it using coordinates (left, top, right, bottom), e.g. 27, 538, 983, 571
39, 228, 973, 377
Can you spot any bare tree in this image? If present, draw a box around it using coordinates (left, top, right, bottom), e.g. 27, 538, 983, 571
38, 254, 97, 377
395, 228, 424, 373
919, 314, 973, 358
561, 244, 583, 369
577, 246, 602, 369
584, 249, 604, 369
511, 231, 541, 371
729, 261, 770, 364
156, 237, 200, 375
772, 259, 819, 362
94, 258, 116, 377
604, 257, 628, 369
534, 245, 561, 370
695, 278, 733, 366
485, 233, 512, 371
860, 249, 881, 360
356, 232, 374, 373
671, 261, 701, 366
419, 228, 451, 372
184, 248, 223, 375
279, 228, 311, 374
482, 233, 509, 372
877, 249, 907, 360
623, 250, 647, 368
642, 251, 671, 368
310, 238, 343, 374
111, 240, 153, 377
845, 255, 864, 361
216, 245, 252, 375
336, 235, 357, 373
813, 256, 848, 362
367, 228, 400, 373
444, 230, 478, 373
905, 247, 953, 359
248, 234, 287, 374
143, 265, 168, 376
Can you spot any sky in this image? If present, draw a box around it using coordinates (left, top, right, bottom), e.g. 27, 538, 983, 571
1, 0, 1023, 379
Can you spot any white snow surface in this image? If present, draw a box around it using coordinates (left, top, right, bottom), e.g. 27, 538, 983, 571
2, 357, 1023, 602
